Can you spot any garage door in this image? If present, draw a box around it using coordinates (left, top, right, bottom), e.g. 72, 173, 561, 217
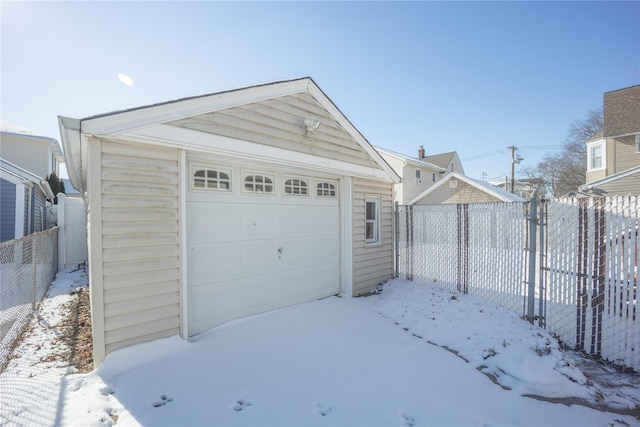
186, 166, 340, 336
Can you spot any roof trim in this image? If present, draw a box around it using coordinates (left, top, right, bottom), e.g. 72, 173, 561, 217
59, 78, 400, 188
579, 166, 640, 191
0, 159, 55, 200
407, 172, 525, 205
375, 147, 446, 172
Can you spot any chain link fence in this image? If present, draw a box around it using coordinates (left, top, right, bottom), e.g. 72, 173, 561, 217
542, 196, 639, 370
0, 227, 58, 371
397, 203, 529, 316
397, 196, 639, 371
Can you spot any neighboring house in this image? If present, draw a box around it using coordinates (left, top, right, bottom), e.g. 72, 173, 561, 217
493, 178, 546, 200
0, 159, 55, 242
59, 77, 400, 364
0, 121, 64, 179
376, 146, 446, 204
408, 172, 525, 205
580, 85, 640, 196
423, 151, 465, 176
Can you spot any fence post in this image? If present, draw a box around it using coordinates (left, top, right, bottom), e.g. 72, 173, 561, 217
31, 234, 38, 312
527, 197, 537, 323
394, 202, 399, 278
538, 199, 545, 327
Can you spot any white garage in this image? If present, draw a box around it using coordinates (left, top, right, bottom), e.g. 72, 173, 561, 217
59, 77, 399, 364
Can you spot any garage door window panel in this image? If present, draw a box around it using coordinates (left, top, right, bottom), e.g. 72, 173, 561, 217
284, 176, 309, 196
316, 180, 338, 198
192, 167, 231, 191
244, 173, 275, 194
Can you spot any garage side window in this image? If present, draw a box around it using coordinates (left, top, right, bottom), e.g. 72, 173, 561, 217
284, 177, 308, 196
193, 168, 231, 191
316, 181, 337, 198
365, 197, 380, 245
244, 174, 274, 194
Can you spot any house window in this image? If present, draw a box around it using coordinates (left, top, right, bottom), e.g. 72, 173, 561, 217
317, 180, 337, 198
432, 173, 436, 183
588, 144, 604, 170
415, 169, 422, 184
192, 167, 231, 191
636, 135, 640, 153
365, 197, 380, 245
243, 173, 274, 194
284, 176, 308, 196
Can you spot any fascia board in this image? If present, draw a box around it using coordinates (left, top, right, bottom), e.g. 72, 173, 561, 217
58, 116, 85, 194
80, 79, 312, 136
114, 124, 395, 182
307, 84, 400, 184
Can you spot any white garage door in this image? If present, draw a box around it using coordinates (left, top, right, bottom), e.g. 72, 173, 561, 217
186, 166, 340, 336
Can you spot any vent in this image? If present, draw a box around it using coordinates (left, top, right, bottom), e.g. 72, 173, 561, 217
449, 179, 458, 189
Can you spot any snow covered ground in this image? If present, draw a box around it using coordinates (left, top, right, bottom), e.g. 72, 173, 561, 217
1, 267, 639, 426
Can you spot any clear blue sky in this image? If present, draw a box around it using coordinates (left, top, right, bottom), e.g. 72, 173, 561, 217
2, 1, 638, 181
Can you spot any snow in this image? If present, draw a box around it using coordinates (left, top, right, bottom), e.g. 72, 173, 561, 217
1, 268, 639, 426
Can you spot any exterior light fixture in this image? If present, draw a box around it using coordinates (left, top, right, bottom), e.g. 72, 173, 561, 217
303, 117, 321, 136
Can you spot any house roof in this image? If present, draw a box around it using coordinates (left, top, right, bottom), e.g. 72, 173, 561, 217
59, 77, 400, 193
585, 130, 604, 144
374, 147, 445, 172
603, 85, 640, 138
407, 172, 525, 205
423, 151, 457, 169
579, 166, 640, 192
1, 120, 64, 161
0, 158, 55, 200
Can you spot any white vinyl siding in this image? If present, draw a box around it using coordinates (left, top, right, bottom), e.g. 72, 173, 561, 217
167, 93, 380, 170
97, 140, 181, 357
352, 178, 394, 295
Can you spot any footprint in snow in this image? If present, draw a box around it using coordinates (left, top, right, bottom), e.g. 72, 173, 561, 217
152, 394, 173, 407
400, 412, 416, 426
312, 403, 332, 416
232, 399, 252, 412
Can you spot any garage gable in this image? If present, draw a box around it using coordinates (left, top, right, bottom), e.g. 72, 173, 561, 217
167, 92, 380, 170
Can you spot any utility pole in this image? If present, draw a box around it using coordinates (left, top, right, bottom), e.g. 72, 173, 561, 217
508, 145, 523, 194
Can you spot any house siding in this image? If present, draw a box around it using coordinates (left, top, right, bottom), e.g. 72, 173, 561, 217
610, 136, 640, 174
593, 172, 640, 196
415, 180, 501, 204
94, 139, 181, 359
0, 178, 16, 241
168, 93, 380, 170
352, 178, 394, 295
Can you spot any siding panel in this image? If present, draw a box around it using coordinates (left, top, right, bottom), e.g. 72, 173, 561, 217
99, 141, 181, 358
352, 178, 394, 295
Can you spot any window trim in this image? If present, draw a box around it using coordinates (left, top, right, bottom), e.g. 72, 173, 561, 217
364, 196, 381, 245
635, 135, 640, 153
283, 175, 310, 197
190, 164, 232, 192
415, 168, 422, 184
242, 171, 276, 195
586, 139, 606, 171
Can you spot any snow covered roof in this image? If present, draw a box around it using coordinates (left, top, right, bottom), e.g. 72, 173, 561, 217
408, 172, 526, 205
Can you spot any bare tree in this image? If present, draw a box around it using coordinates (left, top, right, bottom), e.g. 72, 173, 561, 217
533, 106, 603, 197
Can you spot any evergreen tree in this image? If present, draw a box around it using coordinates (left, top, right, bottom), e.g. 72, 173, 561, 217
46, 171, 66, 204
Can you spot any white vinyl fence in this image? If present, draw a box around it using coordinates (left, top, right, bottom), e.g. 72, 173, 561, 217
0, 228, 58, 371
397, 196, 639, 371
